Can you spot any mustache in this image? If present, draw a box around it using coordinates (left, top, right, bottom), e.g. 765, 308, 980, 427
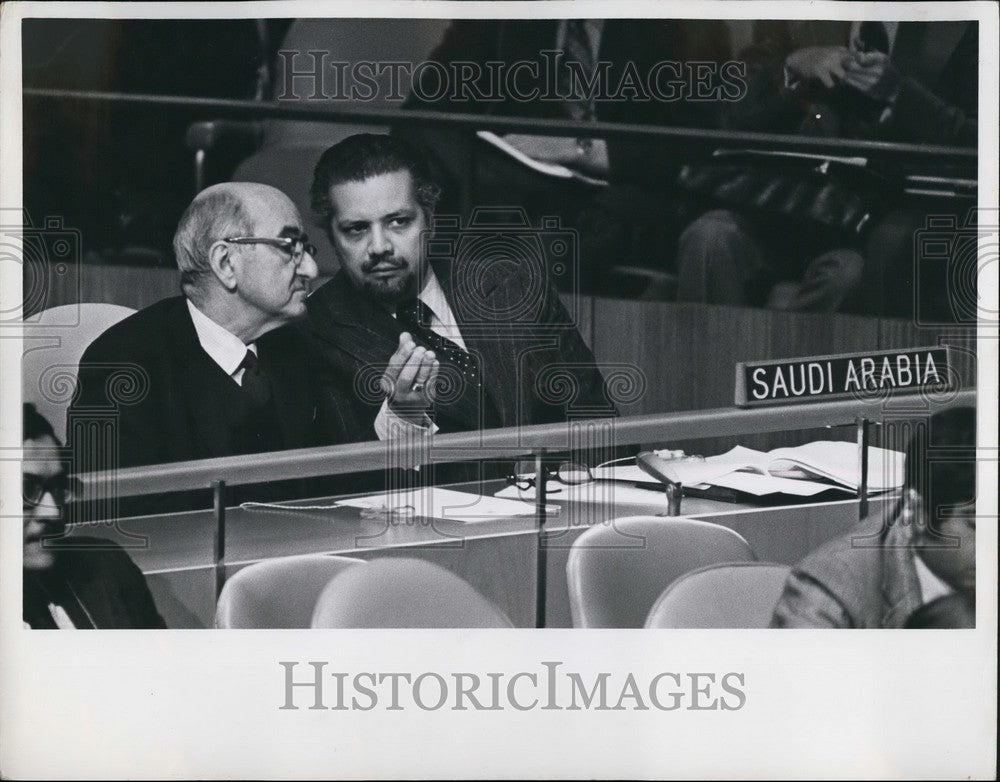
362, 255, 408, 274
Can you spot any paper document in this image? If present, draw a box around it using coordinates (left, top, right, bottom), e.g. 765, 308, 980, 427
476, 130, 610, 186
336, 487, 558, 523
763, 441, 903, 491
593, 441, 903, 495
707, 471, 852, 497
583, 465, 849, 498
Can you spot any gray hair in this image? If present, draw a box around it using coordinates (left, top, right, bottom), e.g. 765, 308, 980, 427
173, 186, 254, 297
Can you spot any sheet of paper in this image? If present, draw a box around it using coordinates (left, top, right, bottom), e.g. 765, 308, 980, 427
476, 130, 611, 186
596, 442, 903, 493
768, 441, 904, 491
708, 471, 854, 497
336, 487, 558, 523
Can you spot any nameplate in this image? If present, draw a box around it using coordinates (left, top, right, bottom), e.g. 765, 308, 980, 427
735, 347, 954, 407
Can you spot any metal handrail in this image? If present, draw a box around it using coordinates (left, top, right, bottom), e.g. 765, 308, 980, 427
22, 88, 977, 166
77, 388, 976, 499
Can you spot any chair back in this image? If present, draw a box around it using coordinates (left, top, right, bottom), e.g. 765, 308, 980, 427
566, 516, 755, 628
311, 557, 514, 628
215, 554, 365, 629
232, 18, 451, 275
232, 142, 339, 273
644, 562, 792, 628
267, 18, 451, 144
22, 303, 137, 442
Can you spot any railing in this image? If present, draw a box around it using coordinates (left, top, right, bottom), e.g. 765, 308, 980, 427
23, 88, 977, 167
77, 389, 976, 499
71, 389, 975, 623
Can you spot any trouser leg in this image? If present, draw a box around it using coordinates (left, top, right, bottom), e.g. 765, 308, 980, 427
676, 209, 769, 305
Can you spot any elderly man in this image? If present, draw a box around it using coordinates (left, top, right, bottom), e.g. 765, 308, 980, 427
70, 182, 357, 472
23, 403, 165, 629
771, 405, 976, 629
305, 133, 611, 441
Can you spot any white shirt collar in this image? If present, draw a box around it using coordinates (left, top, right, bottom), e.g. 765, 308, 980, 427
914, 552, 954, 605
186, 299, 255, 378
413, 269, 467, 350
417, 270, 450, 323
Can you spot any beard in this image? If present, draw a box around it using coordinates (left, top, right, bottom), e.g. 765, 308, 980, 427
360, 274, 415, 304
357, 256, 419, 304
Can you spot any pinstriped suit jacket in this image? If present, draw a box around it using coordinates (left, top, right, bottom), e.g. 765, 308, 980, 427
305, 259, 612, 438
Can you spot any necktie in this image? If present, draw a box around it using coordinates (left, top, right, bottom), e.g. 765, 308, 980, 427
858, 21, 890, 54
238, 348, 272, 407
560, 19, 597, 122
395, 299, 481, 387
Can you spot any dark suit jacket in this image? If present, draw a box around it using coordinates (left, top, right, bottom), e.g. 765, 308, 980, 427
23, 536, 166, 629
305, 259, 612, 438
67, 297, 366, 513
69, 296, 349, 470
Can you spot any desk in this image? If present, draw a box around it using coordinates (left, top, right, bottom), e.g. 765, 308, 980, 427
71, 481, 878, 628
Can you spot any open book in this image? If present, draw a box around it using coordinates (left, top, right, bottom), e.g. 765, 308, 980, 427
592, 441, 905, 497
476, 130, 610, 187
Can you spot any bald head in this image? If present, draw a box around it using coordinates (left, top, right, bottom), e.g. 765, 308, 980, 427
173, 182, 318, 341
174, 182, 296, 299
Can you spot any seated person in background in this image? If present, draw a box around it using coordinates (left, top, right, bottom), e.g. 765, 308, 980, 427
403, 19, 732, 295
676, 20, 976, 314
771, 405, 976, 629
23, 404, 165, 629
70, 182, 364, 475
306, 133, 613, 441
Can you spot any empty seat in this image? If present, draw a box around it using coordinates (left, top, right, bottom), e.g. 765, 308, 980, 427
311, 557, 514, 628
644, 562, 792, 628
215, 554, 365, 629
566, 515, 755, 628
22, 303, 137, 443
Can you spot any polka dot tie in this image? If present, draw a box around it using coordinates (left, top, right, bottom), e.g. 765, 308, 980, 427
395, 299, 481, 387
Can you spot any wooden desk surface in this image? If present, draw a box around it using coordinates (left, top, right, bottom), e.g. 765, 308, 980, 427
71, 481, 868, 629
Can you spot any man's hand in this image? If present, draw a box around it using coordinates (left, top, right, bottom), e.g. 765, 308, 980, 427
842, 50, 902, 105
381, 332, 439, 424
785, 46, 852, 90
